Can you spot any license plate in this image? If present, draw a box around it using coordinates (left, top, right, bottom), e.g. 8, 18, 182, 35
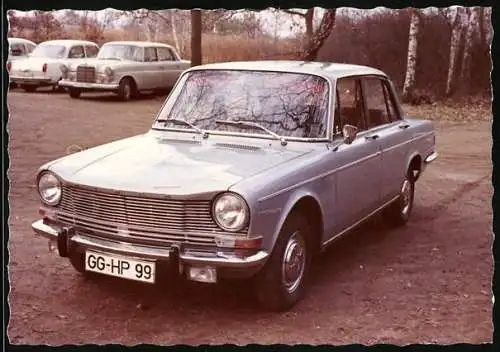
85, 251, 156, 283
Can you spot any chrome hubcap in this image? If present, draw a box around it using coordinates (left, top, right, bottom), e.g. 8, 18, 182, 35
281, 232, 306, 293
401, 179, 412, 216
123, 83, 131, 99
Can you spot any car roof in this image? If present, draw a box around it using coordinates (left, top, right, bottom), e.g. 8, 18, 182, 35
8, 37, 36, 45
188, 60, 388, 79
38, 39, 98, 46
103, 41, 174, 49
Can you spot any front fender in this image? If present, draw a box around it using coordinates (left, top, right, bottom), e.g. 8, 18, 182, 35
252, 187, 324, 253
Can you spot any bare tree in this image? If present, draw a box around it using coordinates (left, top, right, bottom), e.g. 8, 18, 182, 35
282, 8, 315, 39
302, 8, 336, 61
402, 8, 421, 102
191, 9, 202, 66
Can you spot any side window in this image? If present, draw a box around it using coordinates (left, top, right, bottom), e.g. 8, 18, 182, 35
144, 47, 157, 62
335, 77, 366, 133
26, 43, 36, 54
10, 43, 26, 56
157, 47, 175, 61
85, 45, 99, 58
382, 81, 400, 121
363, 77, 392, 128
68, 45, 85, 58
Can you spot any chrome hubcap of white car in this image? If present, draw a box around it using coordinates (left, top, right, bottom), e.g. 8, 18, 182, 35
282, 231, 306, 294
123, 84, 131, 99
401, 179, 412, 216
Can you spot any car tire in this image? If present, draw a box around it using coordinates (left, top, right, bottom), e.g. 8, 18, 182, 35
117, 78, 135, 101
21, 84, 36, 93
69, 88, 82, 99
385, 170, 415, 226
253, 213, 312, 311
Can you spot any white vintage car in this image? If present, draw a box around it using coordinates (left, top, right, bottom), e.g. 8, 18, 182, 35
9, 39, 99, 92
58, 41, 191, 101
7, 37, 37, 88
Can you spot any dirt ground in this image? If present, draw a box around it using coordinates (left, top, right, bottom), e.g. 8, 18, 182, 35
6, 88, 493, 345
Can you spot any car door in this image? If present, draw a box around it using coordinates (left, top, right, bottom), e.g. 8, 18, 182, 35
142, 46, 161, 89
331, 76, 383, 231
157, 47, 181, 88
362, 76, 411, 204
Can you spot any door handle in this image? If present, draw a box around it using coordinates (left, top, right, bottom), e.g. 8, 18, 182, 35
399, 123, 410, 129
365, 135, 379, 140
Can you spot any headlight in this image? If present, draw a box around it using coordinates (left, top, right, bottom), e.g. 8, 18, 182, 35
212, 193, 249, 232
38, 172, 62, 206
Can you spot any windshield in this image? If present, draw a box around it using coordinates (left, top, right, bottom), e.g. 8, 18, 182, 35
30, 44, 66, 59
156, 70, 330, 139
97, 44, 142, 61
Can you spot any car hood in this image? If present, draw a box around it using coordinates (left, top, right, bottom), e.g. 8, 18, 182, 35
46, 133, 313, 196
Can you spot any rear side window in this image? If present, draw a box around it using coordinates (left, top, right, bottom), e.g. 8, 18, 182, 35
10, 43, 26, 56
363, 77, 399, 128
157, 47, 175, 61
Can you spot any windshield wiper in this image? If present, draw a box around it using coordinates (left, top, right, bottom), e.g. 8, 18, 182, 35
155, 118, 209, 139
215, 120, 287, 146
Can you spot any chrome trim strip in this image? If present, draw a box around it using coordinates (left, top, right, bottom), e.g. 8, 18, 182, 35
321, 195, 399, 248
382, 131, 434, 153
59, 81, 119, 90
425, 151, 438, 163
258, 150, 381, 202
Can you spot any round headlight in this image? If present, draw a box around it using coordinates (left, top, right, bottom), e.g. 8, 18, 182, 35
38, 172, 62, 206
212, 193, 249, 232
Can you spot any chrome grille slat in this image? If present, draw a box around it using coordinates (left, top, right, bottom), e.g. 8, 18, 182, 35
76, 66, 96, 83
57, 184, 247, 246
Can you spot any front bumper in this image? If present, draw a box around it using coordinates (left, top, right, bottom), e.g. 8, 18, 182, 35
59, 80, 119, 91
32, 219, 269, 278
10, 75, 54, 86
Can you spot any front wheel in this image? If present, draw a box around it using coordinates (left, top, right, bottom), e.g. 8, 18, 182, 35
385, 171, 415, 226
69, 88, 82, 99
117, 78, 135, 101
253, 214, 312, 311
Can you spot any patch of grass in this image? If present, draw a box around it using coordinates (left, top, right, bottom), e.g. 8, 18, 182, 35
402, 95, 492, 122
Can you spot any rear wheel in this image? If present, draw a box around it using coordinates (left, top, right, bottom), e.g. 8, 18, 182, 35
253, 213, 312, 311
21, 84, 36, 93
69, 88, 82, 99
385, 170, 415, 226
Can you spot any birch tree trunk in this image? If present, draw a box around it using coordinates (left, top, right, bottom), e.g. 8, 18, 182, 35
445, 7, 465, 97
170, 10, 181, 54
402, 9, 421, 102
460, 7, 480, 89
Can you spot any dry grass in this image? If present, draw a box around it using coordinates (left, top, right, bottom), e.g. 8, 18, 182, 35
402, 96, 492, 122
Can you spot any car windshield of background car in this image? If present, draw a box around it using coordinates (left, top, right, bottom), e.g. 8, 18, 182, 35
157, 70, 330, 139
30, 44, 66, 59
97, 44, 141, 61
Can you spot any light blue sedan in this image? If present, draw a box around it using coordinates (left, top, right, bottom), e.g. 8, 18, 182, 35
32, 61, 437, 310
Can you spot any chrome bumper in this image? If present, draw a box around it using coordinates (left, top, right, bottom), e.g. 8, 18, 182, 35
10, 76, 54, 85
59, 81, 119, 90
424, 151, 438, 164
32, 219, 268, 269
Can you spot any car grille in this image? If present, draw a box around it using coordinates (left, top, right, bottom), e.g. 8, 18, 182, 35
76, 66, 96, 83
56, 184, 248, 247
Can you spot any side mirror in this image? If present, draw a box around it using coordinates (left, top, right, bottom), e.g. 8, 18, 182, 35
342, 124, 358, 144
